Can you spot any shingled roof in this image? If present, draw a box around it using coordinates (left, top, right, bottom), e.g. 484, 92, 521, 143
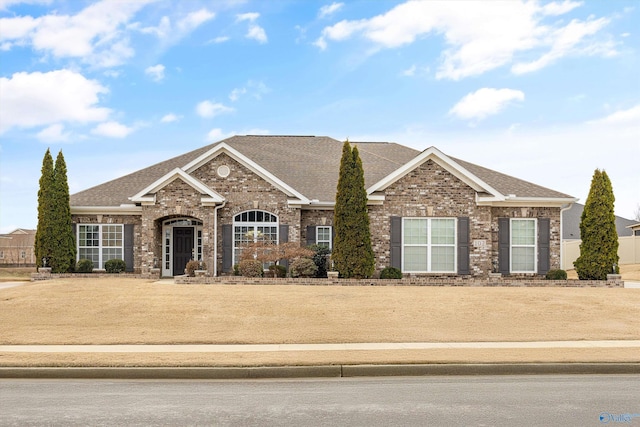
70, 135, 573, 207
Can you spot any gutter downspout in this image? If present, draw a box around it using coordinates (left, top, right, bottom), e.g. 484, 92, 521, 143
560, 202, 574, 270
213, 201, 227, 277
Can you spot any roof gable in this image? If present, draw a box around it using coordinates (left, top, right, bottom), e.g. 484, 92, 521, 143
130, 168, 224, 206
183, 142, 310, 204
368, 146, 505, 200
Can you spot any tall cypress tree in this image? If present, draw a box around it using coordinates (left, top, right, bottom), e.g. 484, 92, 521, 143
333, 141, 375, 278
34, 149, 55, 268
51, 151, 76, 273
574, 169, 619, 280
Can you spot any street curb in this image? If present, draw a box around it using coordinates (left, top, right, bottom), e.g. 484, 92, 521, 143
2, 363, 640, 379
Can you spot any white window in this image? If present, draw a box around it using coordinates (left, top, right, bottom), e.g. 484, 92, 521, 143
316, 226, 332, 249
78, 224, 123, 269
402, 218, 456, 273
233, 210, 278, 266
20, 251, 26, 259
0, 251, 4, 259
511, 219, 536, 273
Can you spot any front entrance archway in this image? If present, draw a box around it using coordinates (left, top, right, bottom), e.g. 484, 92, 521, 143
162, 218, 202, 276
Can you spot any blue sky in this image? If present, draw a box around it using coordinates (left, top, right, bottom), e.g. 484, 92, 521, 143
1, 0, 639, 233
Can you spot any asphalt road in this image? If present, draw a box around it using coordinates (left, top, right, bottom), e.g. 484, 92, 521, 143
1, 375, 639, 426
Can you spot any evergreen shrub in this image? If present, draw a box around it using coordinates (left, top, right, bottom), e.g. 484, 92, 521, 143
290, 258, 317, 278
380, 267, 403, 279
545, 269, 567, 280
76, 259, 94, 273
105, 259, 126, 273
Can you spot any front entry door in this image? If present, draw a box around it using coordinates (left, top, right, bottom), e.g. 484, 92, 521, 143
173, 227, 194, 276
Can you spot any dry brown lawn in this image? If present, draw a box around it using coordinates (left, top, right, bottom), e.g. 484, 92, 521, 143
1, 278, 639, 345
1, 273, 639, 366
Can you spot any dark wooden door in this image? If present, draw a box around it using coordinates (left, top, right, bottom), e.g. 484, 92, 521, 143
173, 227, 194, 276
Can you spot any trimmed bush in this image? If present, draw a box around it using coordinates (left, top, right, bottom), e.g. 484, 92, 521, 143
290, 258, 317, 278
309, 244, 331, 278
268, 264, 287, 278
238, 259, 263, 277
545, 269, 567, 280
76, 259, 94, 273
380, 266, 403, 279
105, 259, 126, 273
233, 264, 240, 276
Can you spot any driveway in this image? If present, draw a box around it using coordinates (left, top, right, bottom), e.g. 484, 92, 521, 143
0, 282, 26, 290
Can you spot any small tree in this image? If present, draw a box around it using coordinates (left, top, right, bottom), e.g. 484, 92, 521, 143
332, 141, 375, 278
34, 149, 55, 268
50, 151, 76, 273
574, 169, 619, 280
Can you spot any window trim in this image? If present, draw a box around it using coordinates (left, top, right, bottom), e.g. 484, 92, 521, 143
401, 217, 457, 273
77, 224, 124, 269
510, 218, 537, 274
316, 226, 332, 249
232, 210, 279, 266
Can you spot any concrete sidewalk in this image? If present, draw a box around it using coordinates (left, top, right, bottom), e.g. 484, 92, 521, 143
2, 340, 640, 353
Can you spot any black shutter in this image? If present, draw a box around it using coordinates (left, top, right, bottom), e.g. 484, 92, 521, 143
306, 225, 316, 247
124, 224, 134, 272
279, 224, 289, 270
538, 218, 550, 275
222, 224, 232, 273
457, 217, 470, 275
390, 216, 402, 270
498, 218, 510, 275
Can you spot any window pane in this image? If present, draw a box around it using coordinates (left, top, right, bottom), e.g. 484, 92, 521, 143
431, 246, 455, 272
78, 248, 99, 268
102, 248, 122, 262
512, 220, 535, 245
404, 219, 427, 244
431, 219, 455, 244
404, 246, 427, 271
512, 247, 535, 271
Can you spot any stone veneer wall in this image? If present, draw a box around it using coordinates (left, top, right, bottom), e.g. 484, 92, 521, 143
368, 159, 493, 276
192, 153, 300, 274
300, 210, 335, 243
72, 214, 142, 273
489, 206, 562, 272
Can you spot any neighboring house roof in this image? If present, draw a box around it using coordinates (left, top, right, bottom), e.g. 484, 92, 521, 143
562, 203, 636, 240
70, 135, 575, 208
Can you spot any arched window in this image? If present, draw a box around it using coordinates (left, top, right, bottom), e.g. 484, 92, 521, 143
233, 210, 278, 265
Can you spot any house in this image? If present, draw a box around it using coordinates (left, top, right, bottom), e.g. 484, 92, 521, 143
562, 203, 636, 240
70, 135, 577, 277
0, 228, 36, 267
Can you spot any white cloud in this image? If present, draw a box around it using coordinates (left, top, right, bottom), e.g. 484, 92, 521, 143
402, 65, 416, 76
35, 123, 71, 142
90, 121, 134, 138
587, 104, 640, 126
177, 8, 215, 32
319, 2, 344, 18
540, 0, 583, 16
0, 69, 110, 133
235, 12, 267, 43
0, 0, 51, 11
1, 0, 153, 67
246, 24, 267, 43
236, 13, 259, 23
229, 80, 270, 101
208, 36, 230, 44
229, 87, 247, 102
195, 100, 234, 118
160, 113, 181, 123
206, 128, 232, 141
145, 64, 165, 82
449, 88, 525, 121
512, 17, 611, 74
316, 0, 614, 80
